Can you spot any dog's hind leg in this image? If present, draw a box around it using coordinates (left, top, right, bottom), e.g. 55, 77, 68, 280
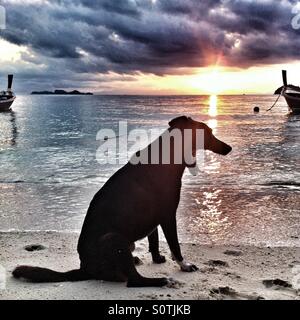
97, 233, 169, 287
126, 256, 171, 288
148, 228, 166, 264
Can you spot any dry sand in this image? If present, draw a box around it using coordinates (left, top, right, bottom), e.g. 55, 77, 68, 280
0, 231, 299, 300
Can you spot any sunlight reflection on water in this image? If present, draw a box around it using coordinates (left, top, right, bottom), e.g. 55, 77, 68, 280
208, 95, 218, 117
208, 95, 218, 130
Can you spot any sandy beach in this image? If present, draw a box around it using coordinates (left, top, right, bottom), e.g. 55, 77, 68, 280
0, 231, 299, 300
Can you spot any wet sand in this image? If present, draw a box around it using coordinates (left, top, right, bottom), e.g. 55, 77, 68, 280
0, 231, 299, 300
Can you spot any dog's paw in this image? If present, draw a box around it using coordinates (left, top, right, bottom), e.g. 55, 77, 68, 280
152, 254, 166, 264
179, 261, 199, 272
164, 277, 183, 288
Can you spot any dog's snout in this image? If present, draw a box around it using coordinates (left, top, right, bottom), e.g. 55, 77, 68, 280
222, 144, 232, 155
209, 137, 232, 156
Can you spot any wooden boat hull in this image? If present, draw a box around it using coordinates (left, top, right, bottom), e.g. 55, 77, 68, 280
283, 92, 300, 114
0, 96, 15, 111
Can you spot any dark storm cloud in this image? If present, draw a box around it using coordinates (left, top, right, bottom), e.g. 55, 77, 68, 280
1, 0, 300, 91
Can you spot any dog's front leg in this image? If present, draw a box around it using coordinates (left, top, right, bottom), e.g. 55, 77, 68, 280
148, 228, 166, 264
161, 218, 198, 272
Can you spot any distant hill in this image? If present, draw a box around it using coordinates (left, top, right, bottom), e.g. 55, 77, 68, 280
31, 89, 93, 95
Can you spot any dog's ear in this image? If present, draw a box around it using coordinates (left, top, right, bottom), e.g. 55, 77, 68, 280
168, 116, 190, 128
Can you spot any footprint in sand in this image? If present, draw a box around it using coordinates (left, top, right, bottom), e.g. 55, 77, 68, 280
207, 260, 229, 267
262, 279, 291, 289
262, 278, 299, 296
24, 244, 46, 252
224, 271, 241, 280
210, 286, 264, 300
223, 250, 243, 257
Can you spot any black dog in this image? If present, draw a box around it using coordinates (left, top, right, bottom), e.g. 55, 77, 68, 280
13, 116, 232, 287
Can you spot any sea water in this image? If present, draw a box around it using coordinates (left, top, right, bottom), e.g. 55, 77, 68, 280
0, 95, 299, 246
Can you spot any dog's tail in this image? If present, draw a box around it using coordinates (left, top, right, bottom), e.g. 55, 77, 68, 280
12, 265, 91, 283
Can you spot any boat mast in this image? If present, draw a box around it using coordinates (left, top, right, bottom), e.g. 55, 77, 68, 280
282, 70, 287, 88
7, 74, 13, 94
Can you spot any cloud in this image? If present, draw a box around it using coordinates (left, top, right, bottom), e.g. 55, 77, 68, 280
0, 0, 299, 92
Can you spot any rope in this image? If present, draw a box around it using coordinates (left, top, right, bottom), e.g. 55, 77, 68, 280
267, 87, 284, 111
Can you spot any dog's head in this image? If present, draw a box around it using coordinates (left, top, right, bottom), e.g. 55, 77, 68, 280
168, 116, 232, 166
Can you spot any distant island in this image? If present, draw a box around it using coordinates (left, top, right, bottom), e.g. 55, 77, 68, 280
31, 89, 93, 95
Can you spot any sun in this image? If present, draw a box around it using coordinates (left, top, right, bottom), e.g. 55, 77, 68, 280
205, 68, 223, 94
186, 66, 226, 95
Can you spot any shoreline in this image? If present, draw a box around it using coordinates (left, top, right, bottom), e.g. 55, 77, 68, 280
0, 231, 299, 300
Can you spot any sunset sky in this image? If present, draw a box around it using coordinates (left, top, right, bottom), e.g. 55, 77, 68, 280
1, 0, 300, 94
